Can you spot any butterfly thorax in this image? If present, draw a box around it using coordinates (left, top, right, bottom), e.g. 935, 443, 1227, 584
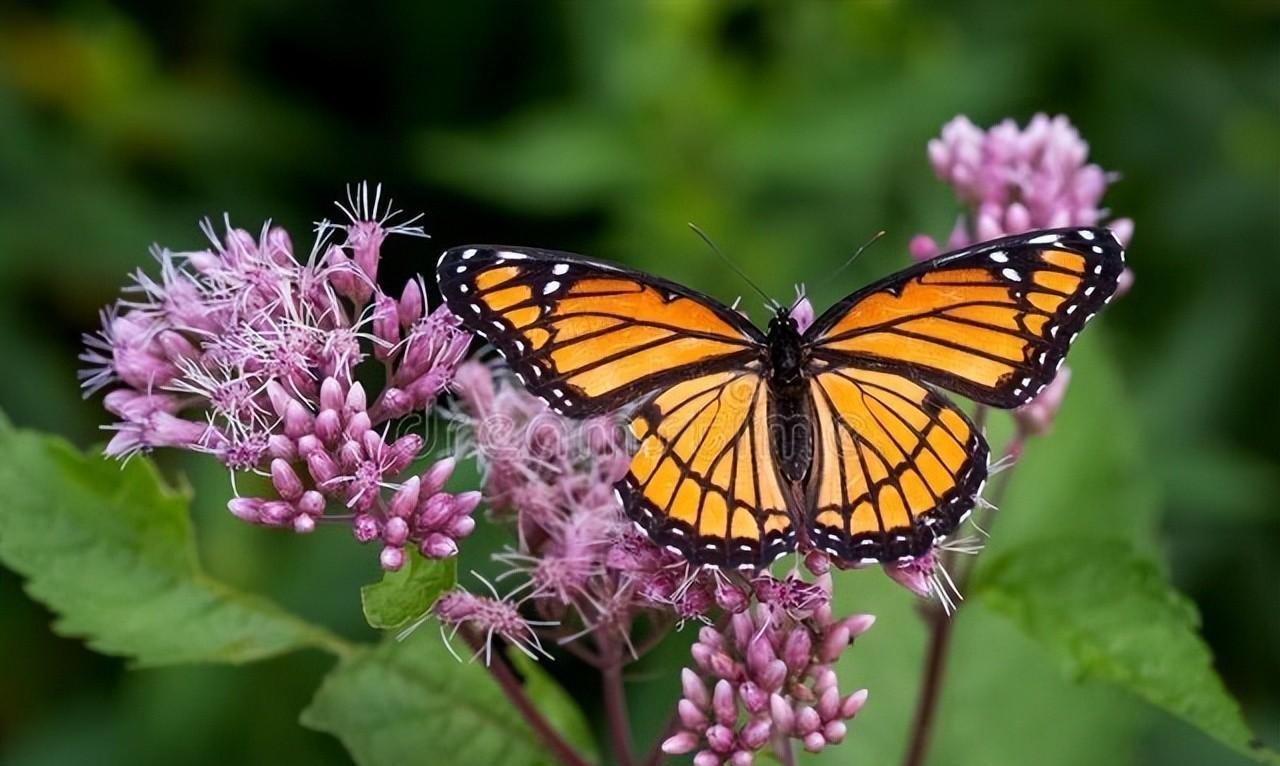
765, 311, 807, 389
765, 311, 814, 484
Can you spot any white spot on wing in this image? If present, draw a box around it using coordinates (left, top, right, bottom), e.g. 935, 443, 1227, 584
543, 281, 560, 295
1029, 233, 1059, 245
1079, 229, 1096, 240
989, 251, 1009, 263
553, 263, 569, 276
462, 248, 477, 260
1001, 268, 1022, 282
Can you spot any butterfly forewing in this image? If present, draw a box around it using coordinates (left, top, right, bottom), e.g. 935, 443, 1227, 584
804, 227, 1125, 408
437, 246, 764, 417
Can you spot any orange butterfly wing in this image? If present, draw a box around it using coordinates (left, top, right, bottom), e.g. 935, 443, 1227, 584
806, 367, 986, 563
620, 371, 796, 569
437, 246, 763, 417
805, 227, 1126, 408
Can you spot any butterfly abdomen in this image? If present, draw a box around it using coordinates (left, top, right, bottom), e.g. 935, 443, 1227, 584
765, 312, 814, 484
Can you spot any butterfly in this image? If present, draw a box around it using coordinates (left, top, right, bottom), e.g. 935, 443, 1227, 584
436, 227, 1124, 570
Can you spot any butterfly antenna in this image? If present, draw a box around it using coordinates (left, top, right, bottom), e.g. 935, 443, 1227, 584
830, 230, 887, 281
688, 223, 778, 310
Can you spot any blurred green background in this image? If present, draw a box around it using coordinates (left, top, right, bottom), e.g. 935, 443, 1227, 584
0, 2, 1276, 765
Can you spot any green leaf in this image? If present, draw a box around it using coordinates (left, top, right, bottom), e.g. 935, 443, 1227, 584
507, 649, 599, 763
974, 539, 1280, 764
301, 632, 558, 766
0, 418, 349, 666
360, 552, 457, 630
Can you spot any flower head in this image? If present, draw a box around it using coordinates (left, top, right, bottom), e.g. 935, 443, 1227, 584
664, 574, 873, 764
82, 183, 474, 568
914, 113, 1134, 259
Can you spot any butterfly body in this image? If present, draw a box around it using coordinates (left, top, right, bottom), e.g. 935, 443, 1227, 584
437, 228, 1124, 571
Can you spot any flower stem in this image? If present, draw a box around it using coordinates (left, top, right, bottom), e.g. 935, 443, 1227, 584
901, 425, 1026, 766
602, 639, 636, 766
462, 627, 593, 766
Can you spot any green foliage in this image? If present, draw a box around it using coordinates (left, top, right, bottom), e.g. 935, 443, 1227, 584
360, 552, 457, 630
0, 417, 348, 666
975, 540, 1280, 765
301, 633, 556, 766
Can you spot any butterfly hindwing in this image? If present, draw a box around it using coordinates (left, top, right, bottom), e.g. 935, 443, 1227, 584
437, 246, 764, 417
805, 227, 1125, 408
619, 371, 796, 569
806, 367, 987, 562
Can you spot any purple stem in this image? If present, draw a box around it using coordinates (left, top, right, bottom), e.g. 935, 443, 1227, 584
902, 423, 1025, 766
461, 628, 593, 766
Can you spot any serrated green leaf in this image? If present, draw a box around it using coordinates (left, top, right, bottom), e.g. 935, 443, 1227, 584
974, 539, 1280, 764
507, 649, 599, 763
301, 632, 558, 766
360, 552, 456, 630
0, 417, 349, 666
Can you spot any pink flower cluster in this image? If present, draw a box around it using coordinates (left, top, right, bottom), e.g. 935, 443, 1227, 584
80, 184, 475, 569
911, 113, 1134, 260
909, 114, 1134, 435
663, 575, 873, 765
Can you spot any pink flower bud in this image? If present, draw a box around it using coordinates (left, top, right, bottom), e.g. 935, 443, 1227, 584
795, 705, 821, 737
420, 532, 458, 559
346, 381, 367, 412
909, 235, 940, 262
382, 516, 410, 546
738, 682, 769, 714
741, 718, 772, 750
387, 434, 423, 474
770, 694, 795, 735
789, 296, 815, 334
418, 493, 454, 527
296, 434, 323, 458
320, 377, 345, 411
227, 497, 262, 522
783, 628, 813, 674
677, 699, 709, 730
271, 459, 305, 500
398, 280, 424, 327
305, 450, 339, 486
661, 732, 700, 755
260, 500, 294, 525
389, 477, 420, 518
344, 411, 371, 441
447, 515, 476, 539
372, 294, 400, 360
283, 400, 314, 440
817, 686, 840, 720
267, 434, 297, 461
420, 457, 456, 496
379, 545, 405, 571
712, 680, 737, 726
297, 490, 326, 516
823, 720, 847, 743
706, 724, 735, 754
802, 731, 826, 752
314, 409, 342, 447
681, 668, 709, 708
293, 514, 316, 534
352, 514, 380, 543
840, 688, 869, 719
